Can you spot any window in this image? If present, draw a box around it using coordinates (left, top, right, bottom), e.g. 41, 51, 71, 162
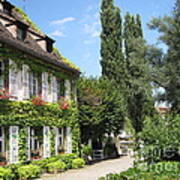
56, 128, 64, 153
46, 41, 53, 53
17, 28, 26, 41
3, 2, 13, 16
57, 79, 65, 99
29, 72, 38, 97
0, 62, 4, 89
30, 127, 43, 152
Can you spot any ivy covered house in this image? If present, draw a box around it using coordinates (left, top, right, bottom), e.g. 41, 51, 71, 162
0, 0, 80, 165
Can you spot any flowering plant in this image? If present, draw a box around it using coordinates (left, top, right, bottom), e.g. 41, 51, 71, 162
31, 95, 47, 106
0, 89, 12, 100
58, 97, 70, 110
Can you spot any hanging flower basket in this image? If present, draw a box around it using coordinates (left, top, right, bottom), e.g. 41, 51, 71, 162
31, 95, 47, 106
0, 89, 12, 100
58, 97, 70, 110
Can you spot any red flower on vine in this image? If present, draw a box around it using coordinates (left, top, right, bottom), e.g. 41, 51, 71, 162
31, 95, 47, 106
0, 89, 12, 100
58, 97, 70, 110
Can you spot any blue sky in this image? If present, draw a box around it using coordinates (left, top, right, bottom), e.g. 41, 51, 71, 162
9, 0, 175, 77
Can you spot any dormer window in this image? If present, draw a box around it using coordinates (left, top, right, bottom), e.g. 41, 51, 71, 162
2, 1, 14, 16
16, 21, 28, 41
17, 27, 26, 41
45, 36, 55, 53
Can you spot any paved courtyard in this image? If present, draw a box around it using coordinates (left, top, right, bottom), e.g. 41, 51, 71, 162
38, 156, 133, 180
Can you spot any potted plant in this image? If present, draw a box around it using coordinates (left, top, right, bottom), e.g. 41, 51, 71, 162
58, 145, 65, 154
58, 97, 70, 110
0, 153, 6, 166
31, 150, 41, 160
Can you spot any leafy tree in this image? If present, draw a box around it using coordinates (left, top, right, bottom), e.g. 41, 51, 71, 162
77, 77, 104, 144
148, 0, 180, 113
77, 77, 126, 144
100, 78, 127, 136
137, 115, 180, 163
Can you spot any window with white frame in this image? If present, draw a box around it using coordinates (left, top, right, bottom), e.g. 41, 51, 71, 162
0, 61, 4, 89
29, 72, 38, 97
57, 79, 65, 99
56, 128, 64, 153
30, 127, 43, 158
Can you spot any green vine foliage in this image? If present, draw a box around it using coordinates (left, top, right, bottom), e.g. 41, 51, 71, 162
0, 100, 78, 127
19, 127, 29, 162
50, 128, 56, 157
71, 124, 81, 155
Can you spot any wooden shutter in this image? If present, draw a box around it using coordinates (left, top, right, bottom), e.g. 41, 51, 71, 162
9, 60, 18, 99
42, 72, 48, 101
65, 79, 71, 100
52, 76, 58, 102
22, 65, 29, 99
0, 61, 4, 89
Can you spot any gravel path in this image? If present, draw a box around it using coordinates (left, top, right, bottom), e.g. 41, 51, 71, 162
38, 156, 133, 180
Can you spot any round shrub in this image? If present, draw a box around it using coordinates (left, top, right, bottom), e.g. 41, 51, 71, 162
72, 158, 85, 169
17, 164, 42, 179
46, 161, 66, 173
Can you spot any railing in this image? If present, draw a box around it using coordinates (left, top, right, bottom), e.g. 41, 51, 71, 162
93, 149, 104, 160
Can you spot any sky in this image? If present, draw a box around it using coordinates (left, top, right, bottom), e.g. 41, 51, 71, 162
9, 0, 175, 77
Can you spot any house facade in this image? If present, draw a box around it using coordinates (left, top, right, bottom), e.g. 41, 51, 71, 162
0, 0, 80, 164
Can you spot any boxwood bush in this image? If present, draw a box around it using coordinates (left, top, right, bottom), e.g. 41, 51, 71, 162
72, 158, 85, 169
17, 164, 42, 180
45, 161, 66, 173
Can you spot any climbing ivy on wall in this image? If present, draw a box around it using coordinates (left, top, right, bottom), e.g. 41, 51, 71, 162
19, 127, 29, 162
0, 100, 78, 127
50, 128, 56, 156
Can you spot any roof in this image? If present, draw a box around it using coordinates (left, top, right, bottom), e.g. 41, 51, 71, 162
0, 1, 80, 76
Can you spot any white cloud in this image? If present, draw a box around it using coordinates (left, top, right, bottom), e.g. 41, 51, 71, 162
84, 21, 100, 38
83, 40, 94, 45
51, 17, 76, 25
49, 30, 66, 37
92, 31, 100, 38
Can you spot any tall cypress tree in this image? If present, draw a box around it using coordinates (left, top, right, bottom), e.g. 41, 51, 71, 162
124, 13, 154, 133
100, 0, 125, 83
100, 0, 127, 136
